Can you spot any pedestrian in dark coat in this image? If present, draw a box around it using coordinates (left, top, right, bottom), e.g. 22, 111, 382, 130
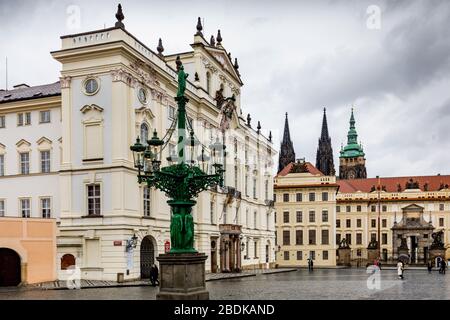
427, 261, 432, 273
150, 264, 160, 286
441, 259, 447, 275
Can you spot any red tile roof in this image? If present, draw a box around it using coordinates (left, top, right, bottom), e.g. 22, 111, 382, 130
338, 175, 450, 193
277, 162, 324, 177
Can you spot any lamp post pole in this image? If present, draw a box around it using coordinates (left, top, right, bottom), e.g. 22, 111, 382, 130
130, 60, 225, 299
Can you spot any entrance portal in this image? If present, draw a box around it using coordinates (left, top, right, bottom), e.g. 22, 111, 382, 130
140, 236, 156, 279
0, 248, 21, 286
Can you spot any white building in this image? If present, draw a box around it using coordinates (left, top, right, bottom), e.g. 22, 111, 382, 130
0, 9, 276, 281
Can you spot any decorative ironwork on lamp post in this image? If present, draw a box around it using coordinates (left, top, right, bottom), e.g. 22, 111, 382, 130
130, 61, 225, 254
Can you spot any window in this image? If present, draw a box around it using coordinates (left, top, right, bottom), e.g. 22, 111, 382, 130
346, 233, 352, 245
40, 150, 51, 173
283, 211, 290, 223
223, 209, 227, 224
234, 166, 239, 189
296, 251, 302, 260
246, 240, 249, 258
266, 212, 269, 230
309, 193, 315, 201
356, 233, 362, 245
254, 241, 258, 258
206, 72, 211, 94
309, 211, 315, 223
0, 115, 5, 128
371, 233, 376, 241
245, 175, 249, 197
371, 205, 376, 212
296, 211, 302, 223
382, 205, 387, 212
87, 184, 101, 215
323, 250, 329, 260
371, 219, 376, 228
39, 110, 51, 123
439, 217, 444, 227
283, 251, 289, 261
84, 78, 99, 95
17, 112, 31, 126
20, 152, 30, 174
308, 230, 316, 245
246, 209, 250, 226
322, 210, 328, 222
168, 105, 176, 121
274, 212, 276, 224
254, 211, 257, 228
322, 192, 328, 201
0, 200, 4, 216
20, 198, 31, 218
296, 230, 303, 245
321, 230, 329, 245
357, 205, 362, 212
346, 205, 351, 213
253, 177, 257, 199
346, 219, 351, 228
265, 180, 269, 200
296, 193, 302, 202
440, 204, 445, 211
41, 198, 51, 218
336, 219, 341, 228
382, 219, 387, 228
140, 123, 149, 144
143, 187, 151, 217
336, 233, 341, 245
283, 193, 289, 202
382, 233, 388, 245
310, 251, 316, 260
357, 219, 361, 228
0, 155, 4, 176
336, 206, 341, 213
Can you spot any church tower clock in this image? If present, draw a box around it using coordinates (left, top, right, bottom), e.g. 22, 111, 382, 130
339, 109, 367, 180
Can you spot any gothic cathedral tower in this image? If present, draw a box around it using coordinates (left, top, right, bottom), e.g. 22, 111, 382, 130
339, 108, 367, 179
316, 108, 335, 176
278, 113, 296, 173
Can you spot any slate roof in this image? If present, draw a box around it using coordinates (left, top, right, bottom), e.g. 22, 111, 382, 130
0, 81, 61, 104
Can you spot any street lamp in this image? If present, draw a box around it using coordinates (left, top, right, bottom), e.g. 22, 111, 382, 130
130, 60, 225, 254
126, 233, 138, 251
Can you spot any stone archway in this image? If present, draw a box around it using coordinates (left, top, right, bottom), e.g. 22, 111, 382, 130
0, 248, 21, 286
140, 236, 157, 279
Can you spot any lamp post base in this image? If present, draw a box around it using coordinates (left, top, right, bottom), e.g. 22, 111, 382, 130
156, 253, 209, 300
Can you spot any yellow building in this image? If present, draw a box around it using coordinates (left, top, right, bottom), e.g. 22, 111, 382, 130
274, 160, 338, 267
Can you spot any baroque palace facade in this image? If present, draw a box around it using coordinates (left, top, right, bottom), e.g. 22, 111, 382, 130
275, 109, 450, 267
0, 6, 276, 284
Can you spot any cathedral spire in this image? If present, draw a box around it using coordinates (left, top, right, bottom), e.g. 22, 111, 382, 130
316, 108, 335, 176
278, 112, 296, 173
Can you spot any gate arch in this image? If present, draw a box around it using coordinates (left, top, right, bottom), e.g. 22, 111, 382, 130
0, 248, 21, 286
140, 236, 157, 279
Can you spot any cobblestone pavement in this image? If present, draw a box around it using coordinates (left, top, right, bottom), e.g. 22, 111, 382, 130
1, 268, 449, 300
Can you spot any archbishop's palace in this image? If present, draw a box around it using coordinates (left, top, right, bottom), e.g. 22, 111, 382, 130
0, 4, 449, 287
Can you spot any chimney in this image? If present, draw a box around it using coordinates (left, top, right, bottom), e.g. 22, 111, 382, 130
13, 83, 30, 89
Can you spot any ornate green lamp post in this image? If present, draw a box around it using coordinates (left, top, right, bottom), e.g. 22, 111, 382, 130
130, 61, 225, 299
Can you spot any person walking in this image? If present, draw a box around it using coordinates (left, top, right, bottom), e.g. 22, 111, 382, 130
427, 261, 432, 273
440, 259, 447, 275
397, 260, 404, 280
310, 258, 314, 271
149, 264, 160, 286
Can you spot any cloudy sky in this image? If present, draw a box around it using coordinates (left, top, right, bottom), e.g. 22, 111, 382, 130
1, 0, 449, 178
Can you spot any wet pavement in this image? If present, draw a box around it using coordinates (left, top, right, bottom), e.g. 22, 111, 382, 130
1, 268, 449, 300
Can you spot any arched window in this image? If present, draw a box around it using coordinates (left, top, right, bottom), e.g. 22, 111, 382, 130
140, 123, 149, 145
61, 254, 76, 270
206, 72, 211, 94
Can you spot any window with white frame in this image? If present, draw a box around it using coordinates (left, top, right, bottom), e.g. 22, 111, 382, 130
253, 177, 257, 199
0, 200, 4, 216
17, 112, 31, 126
245, 175, 249, 196
39, 110, 51, 123
234, 165, 238, 189
254, 240, 258, 258
20, 152, 30, 174
0, 154, 4, 176
266, 212, 270, 230
87, 184, 101, 215
0, 115, 5, 128
235, 206, 240, 224
41, 198, 51, 218
20, 198, 31, 218
41, 150, 51, 173
265, 180, 269, 200
143, 186, 151, 217
168, 105, 176, 120
254, 211, 257, 229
